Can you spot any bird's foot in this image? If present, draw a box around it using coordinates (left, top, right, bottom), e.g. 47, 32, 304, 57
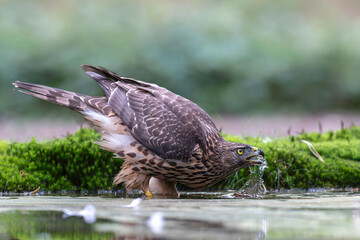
144, 190, 153, 198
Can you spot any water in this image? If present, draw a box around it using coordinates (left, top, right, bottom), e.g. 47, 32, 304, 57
0, 191, 359, 239
235, 157, 268, 198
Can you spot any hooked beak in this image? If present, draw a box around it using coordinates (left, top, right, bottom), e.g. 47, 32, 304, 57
246, 147, 265, 165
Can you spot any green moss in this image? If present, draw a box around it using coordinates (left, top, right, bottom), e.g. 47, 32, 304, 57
1, 127, 360, 192
219, 126, 360, 190
0, 128, 121, 192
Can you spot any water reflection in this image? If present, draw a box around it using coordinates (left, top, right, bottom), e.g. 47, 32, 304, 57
0, 210, 262, 240
0, 211, 114, 239
352, 209, 360, 236
0, 191, 359, 239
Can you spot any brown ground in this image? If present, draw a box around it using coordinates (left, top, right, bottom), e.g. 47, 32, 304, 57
1, 112, 359, 142
213, 112, 360, 137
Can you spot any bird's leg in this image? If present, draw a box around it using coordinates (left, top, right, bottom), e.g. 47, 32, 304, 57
149, 177, 179, 196
142, 176, 154, 198
144, 189, 153, 198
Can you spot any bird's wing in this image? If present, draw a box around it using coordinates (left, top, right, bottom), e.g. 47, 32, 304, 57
82, 65, 221, 161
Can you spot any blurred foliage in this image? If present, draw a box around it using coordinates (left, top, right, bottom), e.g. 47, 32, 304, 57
1, 0, 360, 117
1, 127, 360, 192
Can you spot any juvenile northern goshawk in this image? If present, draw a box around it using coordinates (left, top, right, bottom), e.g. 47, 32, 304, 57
13, 65, 265, 197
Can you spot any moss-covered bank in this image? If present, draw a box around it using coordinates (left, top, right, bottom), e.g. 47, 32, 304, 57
221, 126, 360, 190
1, 127, 359, 192
0, 129, 121, 192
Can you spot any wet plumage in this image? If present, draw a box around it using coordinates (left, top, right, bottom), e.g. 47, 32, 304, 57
13, 65, 265, 196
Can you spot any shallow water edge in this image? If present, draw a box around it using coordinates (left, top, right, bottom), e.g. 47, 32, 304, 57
0, 191, 360, 239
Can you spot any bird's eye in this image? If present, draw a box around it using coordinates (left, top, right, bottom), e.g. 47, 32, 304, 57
237, 149, 244, 155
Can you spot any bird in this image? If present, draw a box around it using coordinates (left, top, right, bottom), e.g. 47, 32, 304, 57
13, 65, 265, 197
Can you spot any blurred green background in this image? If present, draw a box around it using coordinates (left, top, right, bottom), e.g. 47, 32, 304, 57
1, 0, 360, 119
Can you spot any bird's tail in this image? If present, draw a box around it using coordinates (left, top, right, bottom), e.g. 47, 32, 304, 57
12, 81, 109, 114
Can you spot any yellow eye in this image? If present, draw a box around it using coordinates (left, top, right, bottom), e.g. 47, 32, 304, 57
237, 149, 244, 155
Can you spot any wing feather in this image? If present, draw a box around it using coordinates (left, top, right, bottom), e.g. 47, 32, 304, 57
82, 65, 222, 161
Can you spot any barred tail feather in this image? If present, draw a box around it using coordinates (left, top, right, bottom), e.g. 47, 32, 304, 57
12, 81, 113, 116
13, 81, 91, 112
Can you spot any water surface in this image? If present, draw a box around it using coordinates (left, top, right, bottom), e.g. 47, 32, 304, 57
0, 191, 359, 239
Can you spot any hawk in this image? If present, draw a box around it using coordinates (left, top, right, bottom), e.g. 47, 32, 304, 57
13, 65, 265, 197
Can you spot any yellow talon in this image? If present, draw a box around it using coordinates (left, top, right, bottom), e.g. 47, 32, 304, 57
145, 190, 153, 198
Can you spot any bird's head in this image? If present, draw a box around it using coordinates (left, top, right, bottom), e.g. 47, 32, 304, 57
217, 141, 266, 170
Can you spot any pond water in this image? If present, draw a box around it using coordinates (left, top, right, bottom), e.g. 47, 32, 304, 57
0, 191, 359, 239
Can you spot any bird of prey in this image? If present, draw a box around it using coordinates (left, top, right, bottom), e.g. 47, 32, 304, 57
13, 65, 265, 197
